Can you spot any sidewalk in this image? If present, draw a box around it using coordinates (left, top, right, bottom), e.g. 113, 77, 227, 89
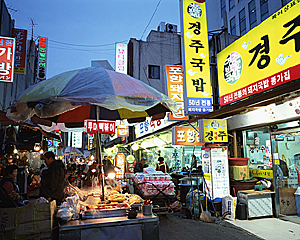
225, 217, 300, 240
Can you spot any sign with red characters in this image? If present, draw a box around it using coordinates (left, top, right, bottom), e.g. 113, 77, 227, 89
0, 36, 15, 83
84, 119, 115, 134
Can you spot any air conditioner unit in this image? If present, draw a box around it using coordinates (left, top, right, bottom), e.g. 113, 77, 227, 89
166, 23, 177, 33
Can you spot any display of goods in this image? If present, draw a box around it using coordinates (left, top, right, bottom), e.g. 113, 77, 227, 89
140, 181, 175, 195
106, 192, 125, 202
126, 194, 144, 204
143, 167, 156, 174
86, 202, 130, 211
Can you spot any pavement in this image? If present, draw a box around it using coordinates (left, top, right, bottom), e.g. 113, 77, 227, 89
159, 212, 300, 240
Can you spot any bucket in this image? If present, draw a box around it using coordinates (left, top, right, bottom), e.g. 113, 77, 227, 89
236, 202, 247, 220
142, 204, 153, 216
295, 193, 300, 217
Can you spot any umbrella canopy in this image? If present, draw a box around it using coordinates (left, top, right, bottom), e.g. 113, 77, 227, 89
64, 146, 83, 155
7, 67, 177, 126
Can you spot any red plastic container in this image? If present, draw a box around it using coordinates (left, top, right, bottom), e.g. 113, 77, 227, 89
228, 158, 249, 166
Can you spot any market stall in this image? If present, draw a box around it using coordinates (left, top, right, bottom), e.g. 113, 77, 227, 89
132, 167, 175, 214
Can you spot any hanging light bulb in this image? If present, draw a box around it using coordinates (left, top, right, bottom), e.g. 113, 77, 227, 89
141, 141, 148, 149
131, 143, 139, 151
13, 148, 18, 154
90, 155, 95, 160
39, 149, 44, 154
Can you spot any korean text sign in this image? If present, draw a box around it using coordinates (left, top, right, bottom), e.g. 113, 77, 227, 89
115, 153, 125, 179
217, 1, 300, 106
11, 28, 27, 75
199, 119, 228, 142
165, 65, 189, 121
117, 125, 129, 137
84, 119, 115, 134
37, 36, 48, 81
172, 126, 203, 145
0, 36, 15, 83
115, 43, 127, 74
180, 0, 212, 115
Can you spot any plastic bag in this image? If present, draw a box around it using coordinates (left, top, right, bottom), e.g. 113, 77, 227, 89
222, 195, 237, 221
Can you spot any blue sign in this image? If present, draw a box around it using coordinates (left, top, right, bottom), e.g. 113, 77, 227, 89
187, 97, 212, 114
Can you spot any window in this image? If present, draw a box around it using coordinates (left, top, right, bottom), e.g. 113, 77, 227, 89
148, 65, 160, 79
260, 0, 269, 22
239, 8, 246, 36
229, 0, 235, 10
248, 0, 257, 29
220, 0, 226, 19
281, 0, 289, 7
230, 16, 236, 35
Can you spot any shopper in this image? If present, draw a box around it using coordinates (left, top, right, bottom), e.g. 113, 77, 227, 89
39, 151, 65, 205
156, 157, 169, 173
191, 155, 197, 169
102, 156, 114, 176
134, 157, 148, 173
0, 164, 25, 207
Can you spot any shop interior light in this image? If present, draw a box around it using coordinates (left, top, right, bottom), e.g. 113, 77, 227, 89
39, 149, 44, 154
90, 155, 95, 160
34, 143, 41, 152
107, 172, 115, 179
13, 148, 18, 154
91, 168, 96, 173
140, 141, 148, 149
131, 143, 139, 151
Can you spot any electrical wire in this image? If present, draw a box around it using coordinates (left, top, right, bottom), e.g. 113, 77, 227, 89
140, 0, 162, 40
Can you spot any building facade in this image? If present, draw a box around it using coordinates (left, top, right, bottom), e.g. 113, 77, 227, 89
128, 22, 181, 95
207, 0, 292, 36
0, 1, 36, 111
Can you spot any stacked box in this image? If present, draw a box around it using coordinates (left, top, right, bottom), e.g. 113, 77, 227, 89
229, 165, 249, 181
0, 201, 56, 240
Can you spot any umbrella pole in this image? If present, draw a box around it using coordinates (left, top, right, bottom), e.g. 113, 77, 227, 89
96, 105, 105, 201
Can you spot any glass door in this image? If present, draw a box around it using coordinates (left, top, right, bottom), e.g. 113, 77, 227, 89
271, 128, 300, 217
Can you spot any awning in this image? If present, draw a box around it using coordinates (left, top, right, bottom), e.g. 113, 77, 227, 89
0, 110, 60, 140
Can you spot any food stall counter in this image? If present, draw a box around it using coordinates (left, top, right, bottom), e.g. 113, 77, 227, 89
59, 213, 159, 240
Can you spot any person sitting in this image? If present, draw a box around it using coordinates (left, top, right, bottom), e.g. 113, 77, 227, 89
134, 157, 148, 173
156, 157, 169, 173
0, 165, 25, 207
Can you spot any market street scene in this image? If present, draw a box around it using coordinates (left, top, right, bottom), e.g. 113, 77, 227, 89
1, 0, 300, 239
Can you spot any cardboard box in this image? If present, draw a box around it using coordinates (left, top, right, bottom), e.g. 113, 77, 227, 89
15, 220, 52, 235
229, 165, 249, 180
0, 207, 17, 231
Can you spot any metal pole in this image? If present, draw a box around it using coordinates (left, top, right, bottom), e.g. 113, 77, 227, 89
233, 130, 238, 157
96, 105, 105, 201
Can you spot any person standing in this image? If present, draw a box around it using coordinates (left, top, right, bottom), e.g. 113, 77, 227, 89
156, 157, 169, 173
191, 155, 197, 169
134, 157, 148, 173
102, 156, 114, 176
39, 151, 65, 205
0, 165, 25, 207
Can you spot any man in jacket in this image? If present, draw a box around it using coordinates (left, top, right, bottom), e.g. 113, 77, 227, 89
134, 157, 148, 173
39, 151, 65, 205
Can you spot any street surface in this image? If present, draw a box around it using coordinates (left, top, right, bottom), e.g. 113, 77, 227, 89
159, 214, 261, 240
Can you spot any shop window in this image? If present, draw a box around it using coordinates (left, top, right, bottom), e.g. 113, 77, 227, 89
230, 16, 236, 35
248, 0, 257, 30
260, 0, 269, 22
281, 0, 289, 7
220, 0, 226, 19
148, 65, 160, 79
239, 8, 246, 36
229, 0, 235, 11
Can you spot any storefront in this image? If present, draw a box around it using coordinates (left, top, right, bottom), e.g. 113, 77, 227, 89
227, 95, 300, 222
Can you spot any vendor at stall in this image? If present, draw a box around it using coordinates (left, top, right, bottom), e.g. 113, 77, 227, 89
0, 164, 25, 207
156, 157, 169, 173
134, 157, 148, 173
39, 151, 65, 205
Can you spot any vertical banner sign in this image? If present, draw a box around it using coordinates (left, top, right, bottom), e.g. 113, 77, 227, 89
199, 119, 228, 142
115, 153, 125, 179
165, 65, 189, 121
217, 2, 300, 106
11, 28, 27, 74
180, 0, 212, 115
37, 36, 48, 81
88, 134, 94, 150
172, 126, 203, 145
0, 36, 15, 83
126, 155, 135, 173
115, 43, 127, 74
